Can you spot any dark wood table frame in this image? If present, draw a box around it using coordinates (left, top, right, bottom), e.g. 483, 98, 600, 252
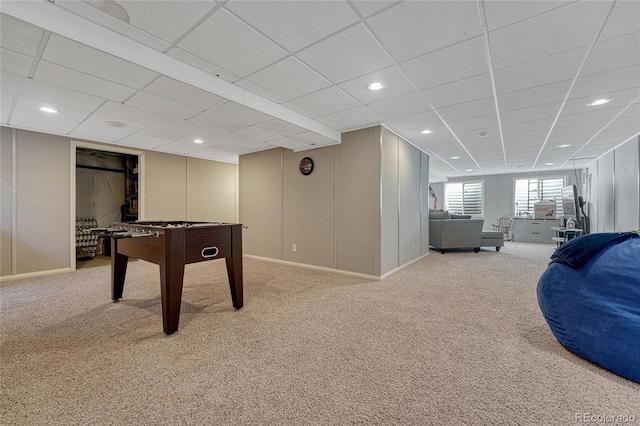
110, 221, 243, 334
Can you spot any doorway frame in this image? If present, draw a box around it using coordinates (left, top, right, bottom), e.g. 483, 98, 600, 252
70, 141, 144, 272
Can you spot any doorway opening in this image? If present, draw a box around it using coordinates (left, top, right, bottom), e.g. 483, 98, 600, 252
75, 147, 139, 269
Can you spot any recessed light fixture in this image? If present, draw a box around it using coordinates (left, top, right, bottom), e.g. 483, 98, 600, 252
587, 98, 612, 106
367, 82, 385, 91
106, 121, 126, 128
557, 144, 572, 148
478, 131, 488, 138
451, 156, 460, 160
465, 169, 473, 172
421, 129, 433, 135
194, 139, 204, 144
545, 162, 554, 166
39, 107, 58, 113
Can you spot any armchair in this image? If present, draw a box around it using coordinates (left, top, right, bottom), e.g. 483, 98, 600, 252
429, 217, 485, 254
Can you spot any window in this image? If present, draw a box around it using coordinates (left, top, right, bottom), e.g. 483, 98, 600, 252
444, 180, 484, 216
514, 177, 566, 216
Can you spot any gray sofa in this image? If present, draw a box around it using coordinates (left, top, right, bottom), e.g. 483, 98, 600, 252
429, 210, 484, 254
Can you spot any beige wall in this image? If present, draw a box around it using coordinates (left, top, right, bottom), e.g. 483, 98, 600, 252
187, 157, 237, 223
0, 127, 237, 278
239, 125, 429, 277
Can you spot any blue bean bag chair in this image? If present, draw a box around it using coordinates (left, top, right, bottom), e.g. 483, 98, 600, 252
537, 232, 640, 383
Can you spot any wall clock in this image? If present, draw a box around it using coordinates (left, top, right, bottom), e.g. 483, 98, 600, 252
299, 157, 314, 175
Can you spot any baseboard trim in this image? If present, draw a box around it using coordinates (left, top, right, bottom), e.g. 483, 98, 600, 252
0, 267, 72, 282
244, 252, 431, 281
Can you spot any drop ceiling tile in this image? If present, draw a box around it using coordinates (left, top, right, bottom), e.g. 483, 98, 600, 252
572, 65, 640, 102
483, 1, 572, 31
20, 78, 104, 111
401, 37, 488, 90
280, 100, 320, 119
296, 24, 394, 84
254, 119, 307, 137
0, 71, 21, 93
79, 113, 147, 132
177, 8, 288, 77
292, 131, 338, 147
167, 48, 241, 83
10, 109, 80, 134
384, 110, 441, 131
437, 98, 496, 123
488, 1, 612, 69
136, 125, 189, 141
126, 92, 202, 119
246, 57, 332, 100
187, 111, 244, 133
367, 0, 482, 62
226, 1, 359, 52
367, 92, 430, 119
502, 119, 552, 136
272, 137, 311, 151
324, 106, 381, 129
42, 35, 158, 89
144, 77, 228, 110
1, 91, 14, 110
338, 66, 415, 104
114, 1, 216, 43
564, 88, 639, 116
97, 101, 165, 124
294, 86, 360, 116
211, 102, 274, 127
191, 147, 240, 162
1, 106, 10, 124
500, 103, 561, 125
196, 127, 241, 144
494, 47, 586, 95
153, 140, 209, 155
235, 79, 287, 104
599, 1, 640, 41
0, 14, 44, 56
422, 74, 494, 109
69, 122, 134, 142
581, 32, 640, 77
351, 1, 399, 18
34, 61, 136, 102
0, 48, 34, 76
555, 107, 625, 128
498, 80, 572, 111
235, 126, 281, 142
227, 136, 274, 150
118, 133, 175, 150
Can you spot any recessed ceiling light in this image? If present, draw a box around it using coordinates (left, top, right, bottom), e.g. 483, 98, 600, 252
421, 129, 433, 135
587, 98, 612, 106
557, 144, 572, 148
367, 82, 385, 91
194, 139, 204, 144
451, 156, 460, 160
465, 169, 473, 172
106, 121, 126, 128
39, 107, 58, 113
478, 131, 488, 137
545, 162, 554, 166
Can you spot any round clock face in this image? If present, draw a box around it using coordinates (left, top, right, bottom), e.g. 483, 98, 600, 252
299, 157, 314, 175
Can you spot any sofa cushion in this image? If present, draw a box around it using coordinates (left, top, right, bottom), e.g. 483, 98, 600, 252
450, 214, 472, 219
429, 210, 451, 220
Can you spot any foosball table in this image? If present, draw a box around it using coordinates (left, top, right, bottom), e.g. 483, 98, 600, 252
101, 221, 243, 334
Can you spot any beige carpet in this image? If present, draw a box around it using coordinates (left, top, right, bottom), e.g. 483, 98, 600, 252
1, 243, 638, 425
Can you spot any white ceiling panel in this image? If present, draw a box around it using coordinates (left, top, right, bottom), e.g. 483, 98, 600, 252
246, 57, 332, 100
324, 106, 381, 129
366, 0, 482, 62
126, 91, 202, 119
0, 14, 44, 56
489, 1, 613, 69
144, 77, 228, 110
367, 93, 430, 119
226, 0, 359, 52
401, 37, 488, 90
0, 48, 35, 76
494, 47, 587, 95
422, 74, 494, 109
113, 0, 216, 44
290, 86, 360, 117
42, 35, 158, 88
0, 1, 637, 178
296, 24, 394, 84
34, 61, 136, 102
176, 8, 287, 78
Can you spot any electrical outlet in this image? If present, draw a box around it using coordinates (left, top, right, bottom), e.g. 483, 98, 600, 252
292, 243, 297, 252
